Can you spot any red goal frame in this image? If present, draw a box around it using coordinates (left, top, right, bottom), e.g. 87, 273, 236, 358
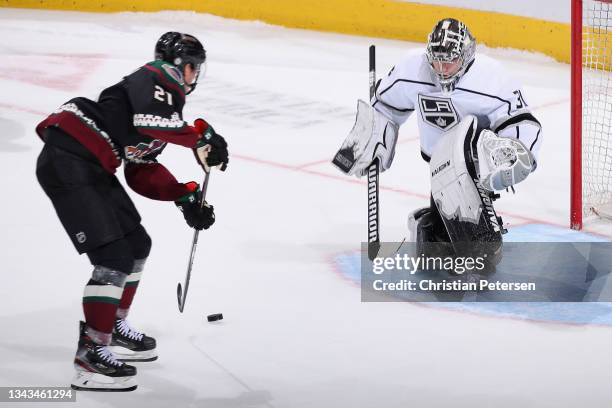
571, 0, 583, 230
571, 0, 612, 230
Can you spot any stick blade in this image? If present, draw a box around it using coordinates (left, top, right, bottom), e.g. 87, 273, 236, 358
368, 241, 381, 261
177, 283, 184, 312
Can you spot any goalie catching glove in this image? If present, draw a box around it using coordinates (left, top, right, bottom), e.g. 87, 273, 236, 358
175, 181, 215, 230
476, 129, 535, 191
193, 118, 229, 172
332, 100, 399, 177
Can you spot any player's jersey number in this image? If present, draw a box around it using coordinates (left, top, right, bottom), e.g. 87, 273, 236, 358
154, 85, 173, 106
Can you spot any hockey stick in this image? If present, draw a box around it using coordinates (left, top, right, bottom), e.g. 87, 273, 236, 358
367, 45, 381, 261
177, 170, 211, 312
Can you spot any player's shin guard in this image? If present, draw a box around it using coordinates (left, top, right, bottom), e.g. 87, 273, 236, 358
429, 115, 505, 266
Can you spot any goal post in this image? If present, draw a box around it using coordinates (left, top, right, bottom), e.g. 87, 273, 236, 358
571, 0, 612, 230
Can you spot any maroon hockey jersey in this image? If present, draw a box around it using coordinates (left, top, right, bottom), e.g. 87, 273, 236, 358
36, 60, 203, 201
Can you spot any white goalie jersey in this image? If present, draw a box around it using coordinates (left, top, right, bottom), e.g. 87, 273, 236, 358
372, 50, 542, 165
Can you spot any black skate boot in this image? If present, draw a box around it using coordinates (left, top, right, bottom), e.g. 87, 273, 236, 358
110, 318, 157, 362
71, 322, 137, 392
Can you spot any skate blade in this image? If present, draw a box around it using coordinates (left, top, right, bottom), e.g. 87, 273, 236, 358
109, 345, 158, 362
71, 371, 137, 392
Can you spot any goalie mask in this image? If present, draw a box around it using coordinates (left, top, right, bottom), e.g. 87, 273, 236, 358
426, 18, 476, 92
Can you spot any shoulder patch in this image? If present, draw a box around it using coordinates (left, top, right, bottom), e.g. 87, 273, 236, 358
145, 60, 185, 87
161, 63, 184, 86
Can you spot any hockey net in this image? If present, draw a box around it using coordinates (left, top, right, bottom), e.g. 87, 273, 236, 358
572, 0, 612, 229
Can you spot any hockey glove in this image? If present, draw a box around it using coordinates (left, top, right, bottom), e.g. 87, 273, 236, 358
476, 130, 535, 191
175, 181, 215, 230
193, 119, 229, 172
332, 100, 399, 177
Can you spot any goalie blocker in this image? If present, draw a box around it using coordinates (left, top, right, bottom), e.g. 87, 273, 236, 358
332, 100, 398, 176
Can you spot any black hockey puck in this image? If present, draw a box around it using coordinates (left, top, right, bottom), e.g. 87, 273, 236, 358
207, 313, 223, 322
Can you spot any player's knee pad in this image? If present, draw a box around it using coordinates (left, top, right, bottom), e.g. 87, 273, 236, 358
125, 224, 152, 260
429, 115, 505, 264
92, 265, 128, 288
87, 238, 134, 276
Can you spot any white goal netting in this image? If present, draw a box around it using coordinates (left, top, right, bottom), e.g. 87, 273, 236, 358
582, 0, 612, 217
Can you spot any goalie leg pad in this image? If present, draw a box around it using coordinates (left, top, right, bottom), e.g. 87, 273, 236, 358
429, 115, 505, 265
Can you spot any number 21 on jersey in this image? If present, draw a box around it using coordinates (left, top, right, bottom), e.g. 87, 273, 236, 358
154, 85, 173, 106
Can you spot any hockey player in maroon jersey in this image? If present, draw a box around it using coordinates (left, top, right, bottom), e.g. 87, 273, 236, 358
35, 32, 228, 391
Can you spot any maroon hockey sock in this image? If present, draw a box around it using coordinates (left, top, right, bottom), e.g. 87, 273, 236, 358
117, 259, 146, 319
82, 279, 123, 342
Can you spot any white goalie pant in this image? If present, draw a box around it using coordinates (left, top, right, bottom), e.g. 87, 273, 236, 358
428, 115, 505, 264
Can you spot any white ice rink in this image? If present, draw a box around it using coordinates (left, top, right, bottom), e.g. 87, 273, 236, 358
2, 8, 612, 408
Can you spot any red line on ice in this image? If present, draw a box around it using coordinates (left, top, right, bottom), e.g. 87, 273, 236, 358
231, 152, 612, 237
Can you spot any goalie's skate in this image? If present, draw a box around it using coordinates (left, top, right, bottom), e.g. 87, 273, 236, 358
110, 318, 157, 362
71, 322, 137, 392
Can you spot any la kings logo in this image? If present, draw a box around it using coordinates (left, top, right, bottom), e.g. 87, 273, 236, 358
418, 95, 459, 131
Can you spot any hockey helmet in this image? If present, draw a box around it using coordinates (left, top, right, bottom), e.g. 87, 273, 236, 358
155, 32, 207, 94
426, 18, 476, 92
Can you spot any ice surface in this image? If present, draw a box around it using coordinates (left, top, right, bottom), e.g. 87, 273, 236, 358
1, 9, 612, 408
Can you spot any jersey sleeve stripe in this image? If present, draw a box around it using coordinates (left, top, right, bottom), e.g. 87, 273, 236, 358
492, 112, 542, 133
379, 79, 436, 96
530, 129, 541, 151
455, 87, 513, 115
373, 98, 415, 113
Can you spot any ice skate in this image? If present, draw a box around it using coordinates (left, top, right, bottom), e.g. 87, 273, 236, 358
71, 322, 137, 392
110, 318, 158, 362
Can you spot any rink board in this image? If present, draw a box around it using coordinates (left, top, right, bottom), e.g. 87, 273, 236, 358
2, 0, 571, 62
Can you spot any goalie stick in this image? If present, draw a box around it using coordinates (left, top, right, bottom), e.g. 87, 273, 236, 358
367, 45, 381, 260
330, 46, 381, 260
177, 170, 211, 313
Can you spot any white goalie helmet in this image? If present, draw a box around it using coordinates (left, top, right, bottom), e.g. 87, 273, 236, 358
426, 18, 476, 92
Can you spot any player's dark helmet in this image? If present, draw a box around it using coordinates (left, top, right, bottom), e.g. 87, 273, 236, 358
426, 18, 476, 92
154, 32, 207, 94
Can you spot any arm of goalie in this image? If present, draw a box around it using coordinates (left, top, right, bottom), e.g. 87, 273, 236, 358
476, 130, 535, 191
332, 100, 399, 177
